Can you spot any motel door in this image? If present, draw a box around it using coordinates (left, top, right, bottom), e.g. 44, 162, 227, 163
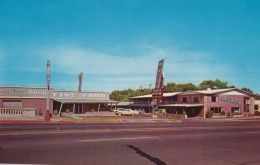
75, 104, 83, 114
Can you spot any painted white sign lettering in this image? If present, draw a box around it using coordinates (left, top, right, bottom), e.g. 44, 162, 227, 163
220, 96, 241, 105
0, 87, 109, 100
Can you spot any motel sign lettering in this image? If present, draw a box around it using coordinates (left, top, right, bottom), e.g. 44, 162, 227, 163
220, 96, 241, 105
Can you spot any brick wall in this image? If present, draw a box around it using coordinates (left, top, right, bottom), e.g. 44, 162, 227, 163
0, 98, 53, 115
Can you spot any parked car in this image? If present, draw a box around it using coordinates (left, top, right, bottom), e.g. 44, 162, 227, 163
116, 109, 139, 116
133, 109, 145, 114
114, 108, 125, 115
154, 109, 167, 116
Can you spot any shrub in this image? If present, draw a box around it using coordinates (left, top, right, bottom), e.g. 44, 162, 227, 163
206, 111, 213, 118
39, 109, 43, 115
91, 108, 95, 112
65, 109, 70, 113
53, 109, 59, 115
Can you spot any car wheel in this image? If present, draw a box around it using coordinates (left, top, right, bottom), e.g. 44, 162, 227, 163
118, 113, 122, 116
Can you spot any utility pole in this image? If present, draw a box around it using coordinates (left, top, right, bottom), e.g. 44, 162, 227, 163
45, 60, 51, 122
78, 72, 83, 92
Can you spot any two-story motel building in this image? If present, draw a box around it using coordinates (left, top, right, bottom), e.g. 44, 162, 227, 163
129, 88, 255, 118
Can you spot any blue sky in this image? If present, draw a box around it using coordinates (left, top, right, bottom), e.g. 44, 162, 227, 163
0, 0, 260, 93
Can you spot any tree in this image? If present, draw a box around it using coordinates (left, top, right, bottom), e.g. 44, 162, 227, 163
110, 79, 240, 101
110, 88, 152, 101
176, 83, 198, 92
164, 82, 177, 93
199, 79, 229, 90
255, 93, 260, 100
241, 87, 253, 93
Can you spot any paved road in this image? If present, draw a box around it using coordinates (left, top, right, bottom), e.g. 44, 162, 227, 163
0, 119, 260, 165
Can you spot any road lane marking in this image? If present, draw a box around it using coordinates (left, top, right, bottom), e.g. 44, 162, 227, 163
243, 132, 260, 134
79, 136, 156, 142
1, 125, 260, 136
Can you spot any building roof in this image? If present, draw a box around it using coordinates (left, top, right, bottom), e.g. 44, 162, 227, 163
159, 104, 204, 107
54, 99, 116, 104
196, 88, 255, 96
195, 88, 236, 94
130, 88, 255, 99
130, 92, 180, 99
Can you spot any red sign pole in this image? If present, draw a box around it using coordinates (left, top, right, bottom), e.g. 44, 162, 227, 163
151, 59, 165, 114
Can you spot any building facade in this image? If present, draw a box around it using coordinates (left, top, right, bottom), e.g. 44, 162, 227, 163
0, 86, 114, 117
254, 100, 260, 115
130, 88, 255, 118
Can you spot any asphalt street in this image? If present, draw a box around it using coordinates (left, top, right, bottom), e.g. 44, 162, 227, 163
0, 119, 260, 165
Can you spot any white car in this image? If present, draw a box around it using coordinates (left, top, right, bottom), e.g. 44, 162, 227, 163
114, 108, 125, 115
116, 109, 139, 116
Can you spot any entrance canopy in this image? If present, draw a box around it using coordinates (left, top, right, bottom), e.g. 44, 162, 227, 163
159, 104, 204, 107
54, 99, 116, 104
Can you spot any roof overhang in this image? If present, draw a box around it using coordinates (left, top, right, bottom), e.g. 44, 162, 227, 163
130, 92, 180, 99
159, 104, 204, 107
54, 99, 117, 104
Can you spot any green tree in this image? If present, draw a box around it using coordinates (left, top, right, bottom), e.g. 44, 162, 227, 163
164, 82, 177, 92
255, 93, 260, 100
199, 79, 229, 90
176, 83, 198, 92
164, 82, 198, 92
241, 87, 253, 93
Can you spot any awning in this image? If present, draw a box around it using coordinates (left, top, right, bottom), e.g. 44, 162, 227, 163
159, 104, 204, 107
54, 99, 117, 104
129, 104, 152, 107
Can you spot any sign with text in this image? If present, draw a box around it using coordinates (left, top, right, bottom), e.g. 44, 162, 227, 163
220, 95, 242, 105
0, 87, 109, 100
151, 59, 165, 105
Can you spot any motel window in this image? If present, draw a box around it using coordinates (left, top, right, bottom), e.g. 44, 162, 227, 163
172, 96, 177, 102
210, 107, 222, 114
193, 96, 200, 103
231, 107, 240, 114
254, 105, 259, 111
244, 97, 249, 104
244, 104, 250, 112
181, 97, 188, 103
211, 96, 218, 102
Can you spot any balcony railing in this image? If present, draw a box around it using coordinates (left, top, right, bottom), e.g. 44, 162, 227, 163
0, 108, 36, 117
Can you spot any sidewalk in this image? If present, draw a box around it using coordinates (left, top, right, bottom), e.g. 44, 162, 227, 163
1, 112, 259, 123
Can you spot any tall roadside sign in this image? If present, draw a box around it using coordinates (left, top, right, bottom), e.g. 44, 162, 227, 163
151, 59, 165, 114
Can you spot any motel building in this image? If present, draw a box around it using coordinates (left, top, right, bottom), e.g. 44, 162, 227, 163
129, 88, 256, 118
0, 86, 115, 117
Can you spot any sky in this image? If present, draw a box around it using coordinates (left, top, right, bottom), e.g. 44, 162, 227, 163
0, 0, 260, 93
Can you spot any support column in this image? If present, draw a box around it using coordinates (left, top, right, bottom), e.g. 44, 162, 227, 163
73, 104, 75, 114
98, 104, 101, 113
59, 102, 63, 116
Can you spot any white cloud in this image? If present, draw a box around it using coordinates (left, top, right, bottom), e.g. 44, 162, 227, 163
0, 48, 5, 82
36, 44, 234, 92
